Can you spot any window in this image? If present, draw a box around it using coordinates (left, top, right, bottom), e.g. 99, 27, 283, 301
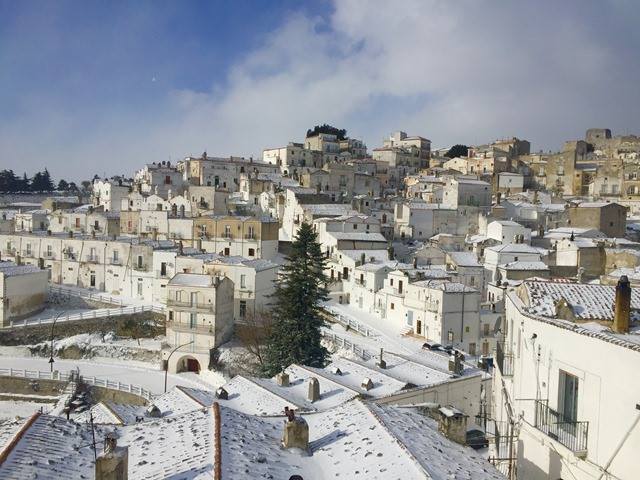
26, 243, 31, 255
240, 274, 246, 289
168, 310, 174, 321
46, 245, 52, 257
469, 343, 476, 356
390, 303, 395, 310
136, 279, 142, 295
465, 326, 470, 333
483, 323, 490, 336
137, 255, 143, 269
558, 371, 579, 422
239, 300, 247, 319
113, 250, 119, 263
190, 313, 197, 329
248, 248, 255, 257
224, 247, 230, 256
160, 262, 167, 277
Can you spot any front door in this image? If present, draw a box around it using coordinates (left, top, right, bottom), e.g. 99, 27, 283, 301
559, 371, 579, 422
416, 319, 422, 335
187, 358, 200, 373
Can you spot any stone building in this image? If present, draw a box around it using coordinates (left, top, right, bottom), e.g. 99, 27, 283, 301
164, 273, 234, 373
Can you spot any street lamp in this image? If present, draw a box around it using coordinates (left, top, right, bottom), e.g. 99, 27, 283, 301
164, 340, 194, 393
49, 312, 65, 373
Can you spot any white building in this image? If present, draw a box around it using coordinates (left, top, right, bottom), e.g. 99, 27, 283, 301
493, 278, 640, 480
486, 220, 531, 244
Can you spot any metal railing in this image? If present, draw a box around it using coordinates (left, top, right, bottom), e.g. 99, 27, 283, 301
496, 342, 513, 377
85, 255, 100, 263
166, 320, 215, 335
534, 400, 588, 454
321, 331, 372, 361
166, 299, 214, 311
10, 303, 165, 327
0, 368, 153, 400
322, 307, 371, 336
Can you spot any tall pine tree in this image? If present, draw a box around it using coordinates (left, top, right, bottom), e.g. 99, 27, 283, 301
263, 222, 329, 376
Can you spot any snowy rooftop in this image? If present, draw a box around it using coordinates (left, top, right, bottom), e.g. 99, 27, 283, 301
411, 279, 477, 293
303, 204, 358, 216
168, 273, 216, 287
520, 281, 640, 321
249, 364, 359, 412
447, 251, 481, 267
340, 249, 390, 263
485, 243, 543, 255
328, 231, 387, 242
499, 261, 550, 271
0, 261, 43, 277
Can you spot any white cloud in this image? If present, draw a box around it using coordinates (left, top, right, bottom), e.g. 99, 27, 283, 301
2, 0, 638, 179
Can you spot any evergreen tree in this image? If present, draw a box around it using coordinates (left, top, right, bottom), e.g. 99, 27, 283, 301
31, 168, 54, 191
17, 173, 30, 192
445, 144, 469, 158
262, 222, 329, 376
57, 179, 69, 191
0, 170, 19, 192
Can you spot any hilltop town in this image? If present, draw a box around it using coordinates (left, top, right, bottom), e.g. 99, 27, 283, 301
0, 126, 639, 480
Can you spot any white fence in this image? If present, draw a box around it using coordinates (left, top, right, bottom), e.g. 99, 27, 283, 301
0, 367, 153, 400
321, 331, 372, 361
11, 304, 165, 327
49, 284, 144, 307
322, 307, 372, 337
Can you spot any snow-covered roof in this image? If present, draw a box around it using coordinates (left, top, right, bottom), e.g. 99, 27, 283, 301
0, 261, 43, 277
168, 273, 216, 287
303, 204, 358, 216
447, 251, 481, 267
521, 281, 640, 321
499, 261, 549, 271
328, 231, 387, 242
411, 279, 477, 293
485, 243, 543, 255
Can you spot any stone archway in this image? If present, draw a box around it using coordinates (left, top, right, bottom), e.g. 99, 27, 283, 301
177, 355, 201, 374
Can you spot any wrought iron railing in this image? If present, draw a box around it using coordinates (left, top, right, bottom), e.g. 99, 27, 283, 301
534, 399, 588, 454
496, 342, 513, 377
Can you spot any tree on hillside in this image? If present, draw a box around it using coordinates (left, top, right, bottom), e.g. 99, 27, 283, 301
57, 179, 69, 191
306, 124, 347, 140
31, 169, 55, 191
445, 144, 469, 158
17, 173, 30, 192
262, 222, 329, 376
0, 170, 19, 192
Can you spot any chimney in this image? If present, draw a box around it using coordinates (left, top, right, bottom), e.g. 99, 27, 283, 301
376, 348, 386, 369
613, 275, 631, 333
95, 434, 128, 480
496, 192, 502, 205
215, 387, 228, 400
361, 377, 374, 391
276, 371, 290, 387
437, 406, 468, 445
282, 410, 309, 450
307, 377, 320, 402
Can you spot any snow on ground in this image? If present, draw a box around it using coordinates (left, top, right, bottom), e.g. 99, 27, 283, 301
0, 356, 220, 394
0, 400, 54, 420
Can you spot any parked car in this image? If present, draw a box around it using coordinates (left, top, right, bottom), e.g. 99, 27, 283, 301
441, 344, 455, 354
466, 427, 489, 450
422, 342, 442, 351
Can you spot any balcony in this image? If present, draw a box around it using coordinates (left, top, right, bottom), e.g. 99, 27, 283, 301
110, 258, 122, 265
166, 320, 215, 335
221, 233, 234, 240
43, 252, 56, 259
496, 342, 513, 377
85, 255, 100, 264
534, 400, 588, 455
244, 233, 257, 240
132, 263, 149, 272
1, 248, 16, 256
167, 299, 215, 312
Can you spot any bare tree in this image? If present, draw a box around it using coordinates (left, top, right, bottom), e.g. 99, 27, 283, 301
236, 310, 273, 371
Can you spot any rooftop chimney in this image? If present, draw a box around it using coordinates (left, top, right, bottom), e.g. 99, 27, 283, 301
276, 371, 290, 387
307, 377, 320, 402
376, 348, 386, 369
95, 434, 129, 480
437, 406, 468, 445
282, 409, 309, 450
613, 275, 631, 334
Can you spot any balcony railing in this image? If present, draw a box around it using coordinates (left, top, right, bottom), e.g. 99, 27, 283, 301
244, 233, 257, 240
167, 299, 214, 312
132, 263, 149, 271
496, 342, 513, 377
110, 258, 122, 265
534, 400, 588, 454
85, 255, 100, 263
166, 321, 215, 335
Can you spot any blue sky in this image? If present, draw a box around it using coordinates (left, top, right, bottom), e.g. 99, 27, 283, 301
1, 0, 639, 181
